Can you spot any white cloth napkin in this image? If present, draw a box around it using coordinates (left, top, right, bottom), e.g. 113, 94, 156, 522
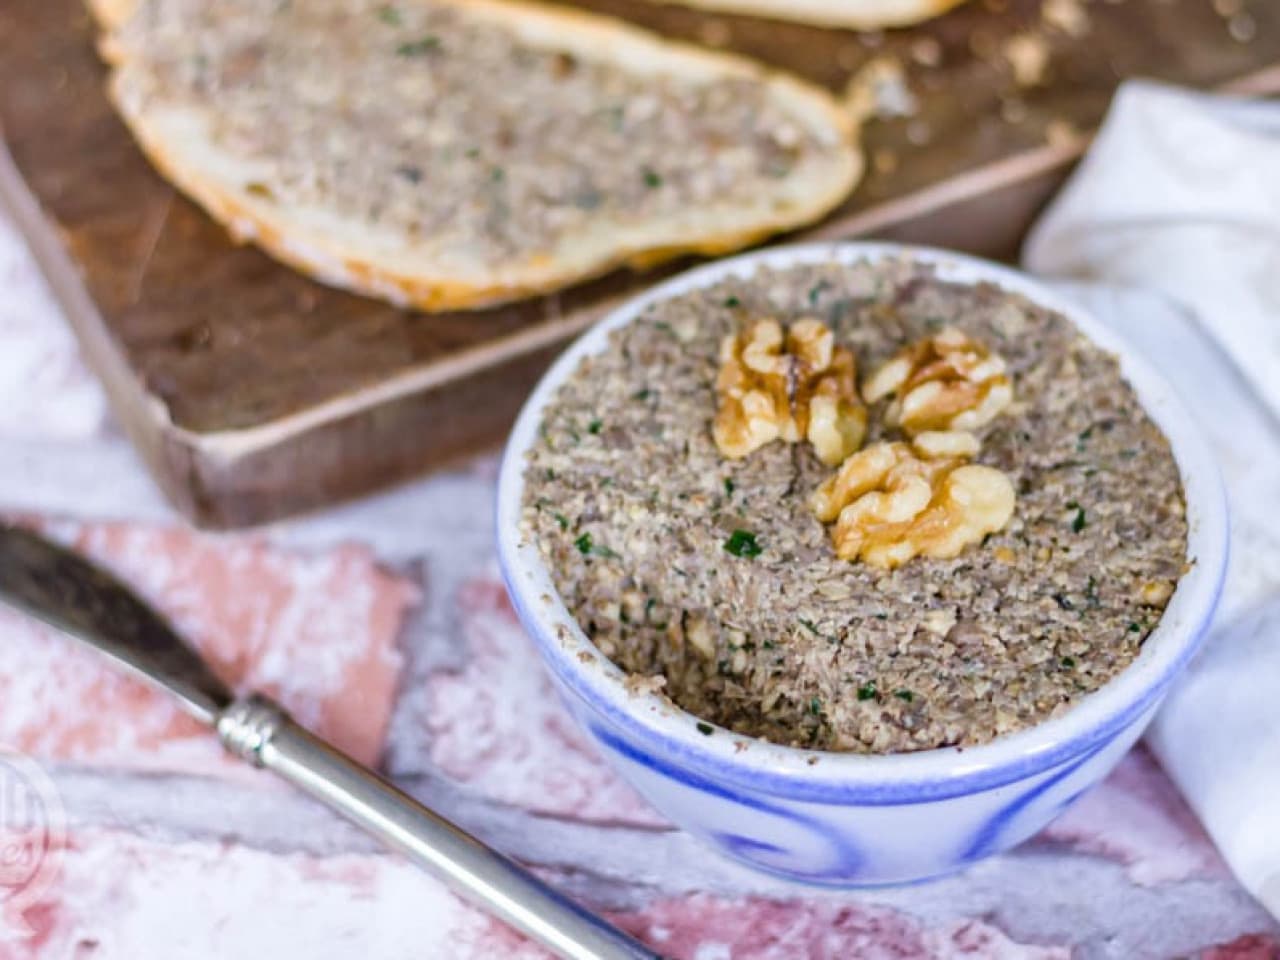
1024, 80, 1280, 919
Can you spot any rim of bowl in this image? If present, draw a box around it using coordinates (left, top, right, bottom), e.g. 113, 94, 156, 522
496, 241, 1229, 804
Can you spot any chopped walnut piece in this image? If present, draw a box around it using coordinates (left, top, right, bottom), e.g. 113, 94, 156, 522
713, 318, 867, 465
1139, 580, 1174, 606
911, 429, 980, 459
862, 326, 1014, 437
811, 441, 1016, 569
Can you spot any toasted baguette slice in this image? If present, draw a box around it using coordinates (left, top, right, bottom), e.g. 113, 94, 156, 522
638, 0, 967, 29
93, 0, 860, 312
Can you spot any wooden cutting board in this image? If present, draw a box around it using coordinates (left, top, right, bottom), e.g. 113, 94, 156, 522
2, 0, 1277, 528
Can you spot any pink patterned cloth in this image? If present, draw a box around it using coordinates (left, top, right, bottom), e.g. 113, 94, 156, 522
0, 207, 1276, 958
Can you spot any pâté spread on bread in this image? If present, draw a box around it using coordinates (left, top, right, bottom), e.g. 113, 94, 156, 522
522, 258, 1187, 753
93, 0, 860, 310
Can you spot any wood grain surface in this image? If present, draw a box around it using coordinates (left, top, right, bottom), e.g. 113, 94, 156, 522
1, 0, 1277, 527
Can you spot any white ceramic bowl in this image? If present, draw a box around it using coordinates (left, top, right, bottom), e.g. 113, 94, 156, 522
496, 242, 1228, 886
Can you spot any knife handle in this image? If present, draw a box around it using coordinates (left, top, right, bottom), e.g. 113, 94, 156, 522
218, 695, 658, 960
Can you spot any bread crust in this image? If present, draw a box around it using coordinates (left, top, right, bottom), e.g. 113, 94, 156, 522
95, 0, 863, 311
637, 0, 968, 29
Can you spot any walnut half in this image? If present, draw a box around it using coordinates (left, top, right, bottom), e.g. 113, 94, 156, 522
713, 318, 867, 466
862, 326, 1014, 437
810, 441, 1016, 569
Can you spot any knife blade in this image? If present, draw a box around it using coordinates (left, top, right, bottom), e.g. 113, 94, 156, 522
0, 523, 232, 724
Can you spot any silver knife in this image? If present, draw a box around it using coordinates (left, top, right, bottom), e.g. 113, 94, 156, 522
0, 524, 658, 960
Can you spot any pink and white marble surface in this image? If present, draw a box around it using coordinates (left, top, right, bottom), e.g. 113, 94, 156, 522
0, 205, 1277, 959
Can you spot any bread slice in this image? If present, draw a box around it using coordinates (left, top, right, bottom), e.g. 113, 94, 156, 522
637, 0, 967, 29
91, 0, 861, 312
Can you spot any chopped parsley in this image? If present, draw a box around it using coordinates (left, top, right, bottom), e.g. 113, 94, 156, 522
894, 689, 915, 703
587, 418, 603, 435
376, 4, 401, 24
696, 721, 714, 736
632, 388, 652, 401
723, 478, 735, 496
396, 35, 441, 56
1060, 656, 1076, 669
723, 295, 741, 308
1071, 506, 1087, 533
807, 280, 831, 306
1128, 622, 1142, 633
808, 697, 822, 716
641, 166, 663, 189
572, 533, 619, 559
724, 530, 763, 558
799, 618, 821, 636
552, 512, 569, 531
857, 682, 877, 701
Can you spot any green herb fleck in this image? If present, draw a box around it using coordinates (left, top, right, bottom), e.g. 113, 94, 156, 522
1071, 506, 1087, 533
696, 721, 714, 736
761, 639, 776, 650
396, 36, 441, 56
573, 533, 620, 560
857, 682, 877, 701
632, 388, 652, 401
1060, 656, 1076, 669
808, 697, 822, 716
799, 618, 821, 637
642, 166, 663, 189
723, 295, 741, 308
376, 5, 401, 24
1128, 622, 1142, 633
654, 320, 674, 335
723, 478, 735, 496
894, 689, 915, 703
724, 530, 763, 558
808, 280, 831, 306
587, 418, 603, 435
552, 512, 569, 531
